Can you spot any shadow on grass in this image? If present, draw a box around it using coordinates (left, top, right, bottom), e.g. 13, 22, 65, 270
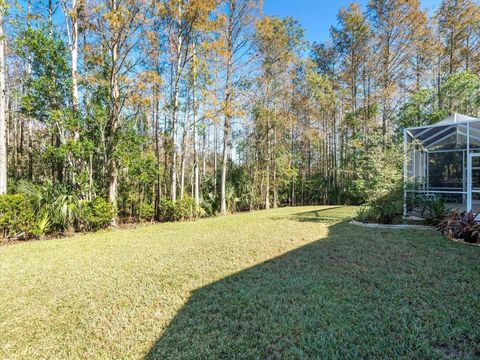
268, 206, 345, 223
145, 221, 480, 359
291, 207, 347, 223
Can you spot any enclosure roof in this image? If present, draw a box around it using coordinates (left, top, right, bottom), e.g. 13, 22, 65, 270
406, 113, 480, 132
437, 113, 478, 125
406, 113, 480, 151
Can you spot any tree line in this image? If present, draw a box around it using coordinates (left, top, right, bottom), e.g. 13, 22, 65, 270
0, 0, 479, 225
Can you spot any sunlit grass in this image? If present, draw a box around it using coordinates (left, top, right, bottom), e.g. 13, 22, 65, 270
1, 206, 479, 359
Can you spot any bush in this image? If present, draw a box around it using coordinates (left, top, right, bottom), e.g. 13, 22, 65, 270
80, 197, 114, 231
17, 180, 80, 233
159, 195, 202, 222
355, 206, 371, 223
424, 197, 448, 225
1, 189, 204, 240
175, 195, 202, 221
0, 194, 36, 239
0, 193, 114, 239
159, 198, 176, 222
137, 202, 155, 222
201, 193, 219, 216
356, 142, 403, 207
367, 188, 403, 224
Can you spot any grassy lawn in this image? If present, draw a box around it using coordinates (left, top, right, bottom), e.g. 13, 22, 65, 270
1, 206, 480, 359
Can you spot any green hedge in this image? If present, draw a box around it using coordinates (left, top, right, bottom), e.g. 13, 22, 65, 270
0, 194, 36, 239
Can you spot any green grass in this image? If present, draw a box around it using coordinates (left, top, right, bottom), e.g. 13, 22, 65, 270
1, 206, 480, 359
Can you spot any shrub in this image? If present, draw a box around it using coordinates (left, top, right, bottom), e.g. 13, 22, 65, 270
355, 206, 371, 223
159, 198, 176, 222
201, 193, 219, 216
175, 195, 201, 221
357, 142, 403, 206
159, 195, 202, 222
80, 197, 114, 231
424, 197, 448, 225
137, 202, 155, 222
368, 188, 403, 224
17, 180, 80, 233
0, 194, 36, 239
34, 213, 51, 238
353, 141, 404, 223
51, 194, 81, 232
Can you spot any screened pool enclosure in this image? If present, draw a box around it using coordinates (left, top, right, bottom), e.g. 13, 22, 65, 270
404, 113, 480, 217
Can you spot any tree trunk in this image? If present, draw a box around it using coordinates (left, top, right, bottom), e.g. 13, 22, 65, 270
220, 103, 231, 214
0, 11, 6, 194
272, 125, 277, 208
27, 0, 33, 181
154, 83, 161, 219
202, 116, 206, 178
171, 80, 179, 202
213, 122, 217, 194
290, 117, 295, 205
192, 41, 200, 205
220, 0, 235, 215
180, 93, 189, 200
88, 153, 93, 200
265, 118, 270, 210
170, 34, 184, 202
108, 0, 120, 224
169, 2, 188, 202
71, 0, 79, 141
12, 99, 17, 179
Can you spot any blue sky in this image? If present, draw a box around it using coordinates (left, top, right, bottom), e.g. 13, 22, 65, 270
263, 0, 442, 44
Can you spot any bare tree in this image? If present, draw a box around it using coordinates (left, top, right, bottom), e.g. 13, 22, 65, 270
220, 0, 258, 214
162, 0, 219, 201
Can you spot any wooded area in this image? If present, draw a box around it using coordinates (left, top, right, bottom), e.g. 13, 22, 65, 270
0, 0, 479, 230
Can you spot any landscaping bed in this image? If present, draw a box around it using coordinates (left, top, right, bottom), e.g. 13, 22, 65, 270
349, 220, 432, 230
437, 210, 480, 246
355, 191, 480, 245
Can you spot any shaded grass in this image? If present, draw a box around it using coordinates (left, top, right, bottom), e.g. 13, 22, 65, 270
1, 206, 479, 359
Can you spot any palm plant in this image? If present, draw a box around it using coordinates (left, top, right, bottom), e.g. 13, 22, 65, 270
201, 192, 219, 216
17, 180, 81, 233
225, 184, 240, 213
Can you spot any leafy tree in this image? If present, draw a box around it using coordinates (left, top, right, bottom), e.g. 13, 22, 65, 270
440, 71, 480, 115
18, 27, 77, 183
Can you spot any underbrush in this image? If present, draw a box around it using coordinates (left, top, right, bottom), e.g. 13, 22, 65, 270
0, 182, 205, 241
0, 192, 114, 240
158, 195, 204, 222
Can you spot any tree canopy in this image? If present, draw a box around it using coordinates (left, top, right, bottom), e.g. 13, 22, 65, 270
0, 0, 479, 226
